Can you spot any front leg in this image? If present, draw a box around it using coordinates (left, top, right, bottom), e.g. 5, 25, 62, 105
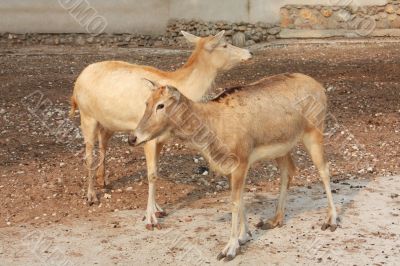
143, 140, 166, 230
217, 163, 249, 261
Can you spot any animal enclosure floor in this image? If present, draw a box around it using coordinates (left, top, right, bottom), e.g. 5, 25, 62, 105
0, 176, 399, 265
0, 39, 399, 264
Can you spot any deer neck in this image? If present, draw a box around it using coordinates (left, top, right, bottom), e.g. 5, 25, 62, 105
172, 52, 217, 102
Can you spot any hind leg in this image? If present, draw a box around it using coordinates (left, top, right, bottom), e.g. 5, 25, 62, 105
80, 114, 99, 204
257, 153, 296, 230
303, 128, 338, 231
96, 126, 113, 187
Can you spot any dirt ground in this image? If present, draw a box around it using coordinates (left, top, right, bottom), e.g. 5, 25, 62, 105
0, 176, 399, 265
0, 38, 399, 264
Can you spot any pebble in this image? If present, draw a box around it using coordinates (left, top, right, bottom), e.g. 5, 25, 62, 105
104, 193, 112, 199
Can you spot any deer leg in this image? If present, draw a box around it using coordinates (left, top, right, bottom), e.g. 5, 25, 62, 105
96, 126, 113, 187
303, 128, 338, 232
217, 163, 248, 261
257, 153, 296, 230
80, 114, 99, 205
143, 139, 165, 230
238, 206, 252, 245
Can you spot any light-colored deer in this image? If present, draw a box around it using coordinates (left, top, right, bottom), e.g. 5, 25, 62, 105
69, 31, 252, 229
129, 73, 338, 260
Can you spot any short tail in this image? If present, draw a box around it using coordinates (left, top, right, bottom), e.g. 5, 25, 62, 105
69, 95, 78, 118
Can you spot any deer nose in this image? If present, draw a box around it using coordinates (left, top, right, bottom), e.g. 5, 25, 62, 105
128, 135, 137, 146
250, 51, 254, 56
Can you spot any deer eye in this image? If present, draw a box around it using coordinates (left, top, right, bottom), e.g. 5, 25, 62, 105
156, 104, 164, 110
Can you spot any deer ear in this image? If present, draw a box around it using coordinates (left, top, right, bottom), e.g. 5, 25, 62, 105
181, 31, 200, 44
142, 78, 160, 91
166, 85, 181, 101
213, 30, 225, 42
205, 30, 225, 51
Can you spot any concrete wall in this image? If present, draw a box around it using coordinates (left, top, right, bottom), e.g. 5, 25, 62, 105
0, 0, 388, 34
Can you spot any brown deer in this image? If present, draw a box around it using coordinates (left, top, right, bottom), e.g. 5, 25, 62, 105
69, 31, 252, 229
129, 73, 338, 260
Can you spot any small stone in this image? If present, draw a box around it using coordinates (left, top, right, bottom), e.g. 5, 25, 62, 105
232, 32, 246, 47
268, 27, 281, 35
75, 36, 85, 45
321, 7, 333, 17
385, 4, 396, 14
59, 162, 66, 167
202, 171, 209, 176
86, 37, 94, 43
126, 187, 133, 191
104, 193, 112, 199
194, 166, 209, 175
245, 40, 255, 46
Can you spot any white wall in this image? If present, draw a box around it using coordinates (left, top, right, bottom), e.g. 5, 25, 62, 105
0, 0, 388, 34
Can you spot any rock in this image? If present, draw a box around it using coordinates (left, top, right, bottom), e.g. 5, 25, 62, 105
321, 7, 333, 17
245, 40, 255, 46
388, 14, 398, 21
75, 36, 85, 45
86, 37, 94, 43
280, 8, 293, 28
232, 32, 246, 47
385, 4, 396, 14
391, 17, 400, 28
194, 166, 209, 175
299, 8, 312, 19
268, 27, 281, 35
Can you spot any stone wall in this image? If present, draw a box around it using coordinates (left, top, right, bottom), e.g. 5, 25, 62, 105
2, 1, 400, 47
280, 0, 400, 36
165, 19, 281, 46
0, 20, 282, 48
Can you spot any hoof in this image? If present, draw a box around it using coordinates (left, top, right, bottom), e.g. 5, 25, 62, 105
87, 193, 98, 206
261, 222, 275, 230
224, 255, 235, 261
155, 224, 162, 230
155, 211, 167, 218
255, 220, 264, 228
321, 223, 338, 231
146, 224, 154, 231
217, 252, 225, 261
321, 223, 329, 231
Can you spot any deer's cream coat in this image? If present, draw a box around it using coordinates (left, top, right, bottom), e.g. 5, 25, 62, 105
69, 31, 252, 228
